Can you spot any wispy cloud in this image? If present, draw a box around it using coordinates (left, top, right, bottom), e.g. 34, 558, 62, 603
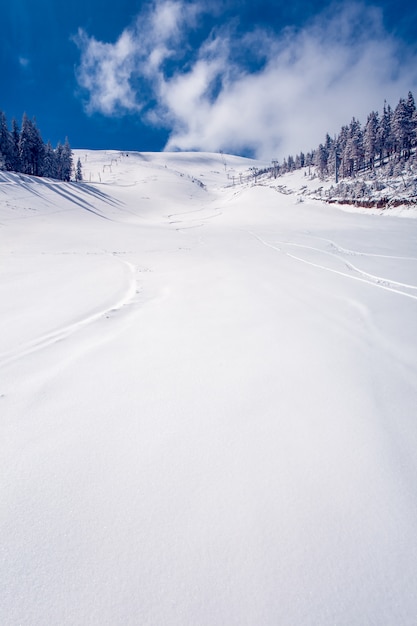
18, 56, 30, 68
74, 0, 417, 159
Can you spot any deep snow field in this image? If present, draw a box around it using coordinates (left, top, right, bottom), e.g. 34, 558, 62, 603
1, 150, 417, 625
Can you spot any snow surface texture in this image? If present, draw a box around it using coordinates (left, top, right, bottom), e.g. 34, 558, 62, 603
1, 151, 417, 625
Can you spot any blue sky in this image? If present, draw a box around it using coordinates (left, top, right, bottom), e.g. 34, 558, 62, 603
2, 0, 417, 159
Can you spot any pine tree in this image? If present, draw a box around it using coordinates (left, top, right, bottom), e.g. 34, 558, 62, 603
412, 108, 417, 149
377, 102, 393, 162
364, 111, 379, 169
304, 152, 314, 167
392, 95, 415, 159
60, 137, 73, 181
336, 125, 348, 178
10, 119, 21, 172
30, 119, 45, 176
345, 118, 364, 175
54, 142, 63, 179
75, 157, 83, 182
316, 143, 328, 177
0, 111, 13, 171
43, 141, 57, 178
18, 113, 34, 174
406, 91, 416, 119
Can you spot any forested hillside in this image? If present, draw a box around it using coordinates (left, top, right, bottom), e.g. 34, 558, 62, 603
266, 92, 417, 180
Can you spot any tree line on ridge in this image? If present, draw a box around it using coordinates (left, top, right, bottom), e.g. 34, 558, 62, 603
0, 111, 82, 181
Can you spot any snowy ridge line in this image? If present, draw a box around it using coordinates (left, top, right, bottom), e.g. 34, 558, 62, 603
249, 231, 417, 302
271, 240, 417, 291
0, 259, 137, 368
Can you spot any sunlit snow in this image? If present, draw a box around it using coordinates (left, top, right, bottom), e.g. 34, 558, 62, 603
1, 151, 417, 625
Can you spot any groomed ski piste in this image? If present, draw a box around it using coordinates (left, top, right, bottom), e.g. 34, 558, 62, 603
1, 150, 417, 625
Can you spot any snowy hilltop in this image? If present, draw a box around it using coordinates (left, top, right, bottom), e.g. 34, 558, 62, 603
1, 149, 417, 625
2, 91, 417, 212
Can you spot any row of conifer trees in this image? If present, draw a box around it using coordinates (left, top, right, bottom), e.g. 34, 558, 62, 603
0, 111, 80, 181
272, 91, 417, 179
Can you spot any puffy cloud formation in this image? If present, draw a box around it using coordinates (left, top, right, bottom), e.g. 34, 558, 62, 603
74, 0, 417, 159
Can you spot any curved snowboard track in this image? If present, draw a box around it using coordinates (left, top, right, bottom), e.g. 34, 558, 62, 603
0, 257, 138, 368
249, 231, 417, 301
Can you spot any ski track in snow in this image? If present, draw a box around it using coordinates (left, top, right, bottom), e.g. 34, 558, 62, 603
312, 235, 417, 262
167, 205, 222, 230
0, 257, 138, 368
249, 231, 417, 301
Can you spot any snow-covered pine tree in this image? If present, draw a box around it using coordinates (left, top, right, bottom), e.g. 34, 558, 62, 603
60, 137, 73, 181
392, 95, 415, 160
412, 108, 417, 150
406, 91, 416, 155
287, 155, 295, 171
30, 119, 45, 177
18, 114, 44, 175
54, 142, 63, 179
0, 111, 13, 171
406, 91, 416, 120
344, 118, 364, 176
337, 125, 349, 178
377, 102, 393, 163
43, 140, 57, 178
18, 113, 33, 174
316, 143, 328, 178
364, 111, 379, 170
75, 157, 83, 182
10, 119, 21, 172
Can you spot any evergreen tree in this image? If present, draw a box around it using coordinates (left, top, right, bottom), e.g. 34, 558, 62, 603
406, 91, 416, 119
54, 141, 64, 179
392, 98, 412, 158
18, 114, 44, 175
316, 143, 328, 177
377, 102, 393, 162
287, 155, 295, 171
59, 137, 73, 181
0, 111, 13, 170
30, 119, 45, 176
327, 138, 339, 179
10, 119, 21, 171
304, 152, 314, 167
344, 118, 364, 175
364, 111, 379, 169
43, 140, 57, 178
75, 157, 83, 182
337, 125, 349, 178
412, 108, 417, 148
18, 113, 34, 174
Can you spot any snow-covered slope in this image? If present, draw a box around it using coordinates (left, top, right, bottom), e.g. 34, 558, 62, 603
1, 151, 417, 625
255, 162, 417, 217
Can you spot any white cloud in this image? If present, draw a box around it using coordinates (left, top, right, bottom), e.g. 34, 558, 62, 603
74, 29, 140, 115
19, 56, 30, 68
74, 0, 417, 160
